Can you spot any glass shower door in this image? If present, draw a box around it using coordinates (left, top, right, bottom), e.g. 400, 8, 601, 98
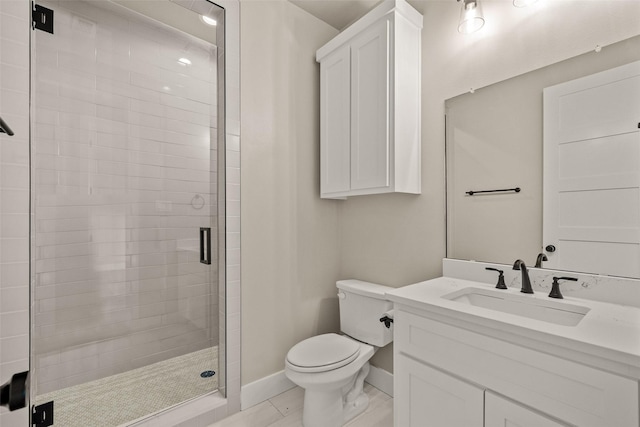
30, 1, 224, 425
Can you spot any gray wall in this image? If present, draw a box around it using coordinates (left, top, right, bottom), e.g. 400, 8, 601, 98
240, 1, 341, 386
339, 0, 640, 373
239, 0, 640, 379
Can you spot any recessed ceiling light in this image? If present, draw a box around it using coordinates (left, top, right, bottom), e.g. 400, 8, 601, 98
201, 15, 217, 26
178, 57, 192, 66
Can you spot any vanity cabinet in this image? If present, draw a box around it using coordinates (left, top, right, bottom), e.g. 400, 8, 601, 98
395, 354, 483, 427
316, 0, 422, 199
485, 392, 568, 427
396, 354, 568, 427
394, 308, 640, 427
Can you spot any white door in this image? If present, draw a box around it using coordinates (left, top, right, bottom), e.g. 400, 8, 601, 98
485, 392, 570, 427
350, 17, 390, 191
395, 354, 484, 427
320, 45, 351, 195
543, 60, 640, 277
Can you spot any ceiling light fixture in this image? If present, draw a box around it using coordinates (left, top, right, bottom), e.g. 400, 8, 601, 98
513, 0, 538, 7
457, 0, 485, 34
201, 15, 217, 26
178, 57, 192, 66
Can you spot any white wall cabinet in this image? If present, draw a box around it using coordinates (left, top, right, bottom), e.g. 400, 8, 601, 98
316, 0, 422, 199
394, 309, 640, 427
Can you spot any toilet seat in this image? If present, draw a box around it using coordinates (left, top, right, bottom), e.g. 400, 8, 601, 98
286, 333, 360, 373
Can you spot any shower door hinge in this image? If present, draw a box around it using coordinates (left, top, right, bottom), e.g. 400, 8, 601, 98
32, 3, 54, 34
32, 401, 54, 427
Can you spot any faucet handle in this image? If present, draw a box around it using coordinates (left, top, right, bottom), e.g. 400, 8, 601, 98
549, 276, 578, 299
485, 267, 507, 289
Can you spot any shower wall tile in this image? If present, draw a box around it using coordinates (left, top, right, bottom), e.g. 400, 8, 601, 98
0, 1, 30, 425
0, 0, 24, 18
30, 0, 221, 394
1, 286, 28, 313
0, 13, 24, 42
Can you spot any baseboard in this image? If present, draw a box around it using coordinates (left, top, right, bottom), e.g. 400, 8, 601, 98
365, 365, 394, 397
240, 366, 393, 411
240, 370, 296, 410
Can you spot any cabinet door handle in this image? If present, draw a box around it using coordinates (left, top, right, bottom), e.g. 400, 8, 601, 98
200, 227, 211, 265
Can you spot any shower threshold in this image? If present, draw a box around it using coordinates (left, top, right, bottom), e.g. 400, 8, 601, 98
35, 347, 218, 427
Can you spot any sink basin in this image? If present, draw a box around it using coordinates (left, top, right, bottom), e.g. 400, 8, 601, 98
442, 287, 590, 326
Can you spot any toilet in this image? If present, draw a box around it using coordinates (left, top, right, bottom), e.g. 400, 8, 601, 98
285, 280, 394, 427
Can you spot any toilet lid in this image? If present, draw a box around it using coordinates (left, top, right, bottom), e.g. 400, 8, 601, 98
287, 333, 360, 372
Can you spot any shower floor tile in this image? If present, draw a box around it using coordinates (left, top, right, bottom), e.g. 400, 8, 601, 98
35, 347, 218, 427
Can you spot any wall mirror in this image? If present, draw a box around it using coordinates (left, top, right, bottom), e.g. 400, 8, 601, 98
446, 34, 640, 278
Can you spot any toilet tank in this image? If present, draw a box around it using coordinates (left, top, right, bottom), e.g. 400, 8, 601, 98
336, 280, 394, 347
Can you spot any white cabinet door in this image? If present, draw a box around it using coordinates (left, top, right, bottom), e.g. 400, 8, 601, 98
320, 46, 351, 195
485, 392, 570, 427
350, 17, 390, 191
395, 354, 484, 427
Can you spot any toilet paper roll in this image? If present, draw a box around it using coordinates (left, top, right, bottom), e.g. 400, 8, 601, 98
382, 309, 394, 320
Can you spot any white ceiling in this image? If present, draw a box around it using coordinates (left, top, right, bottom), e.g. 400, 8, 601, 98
115, 0, 422, 44
289, 0, 384, 30
289, 0, 431, 31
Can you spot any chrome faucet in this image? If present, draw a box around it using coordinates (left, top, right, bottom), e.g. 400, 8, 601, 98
513, 259, 534, 294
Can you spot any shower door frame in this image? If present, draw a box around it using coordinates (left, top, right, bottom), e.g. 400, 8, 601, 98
25, 0, 241, 424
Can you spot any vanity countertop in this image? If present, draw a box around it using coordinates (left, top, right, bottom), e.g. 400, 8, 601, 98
386, 276, 640, 380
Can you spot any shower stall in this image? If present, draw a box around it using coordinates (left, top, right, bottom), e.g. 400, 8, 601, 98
25, 0, 232, 425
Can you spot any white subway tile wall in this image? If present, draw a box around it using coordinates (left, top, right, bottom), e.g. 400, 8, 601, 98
0, 0, 30, 425
31, 1, 220, 395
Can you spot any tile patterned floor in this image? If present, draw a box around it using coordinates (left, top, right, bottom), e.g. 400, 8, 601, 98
208, 383, 393, 427
35, 347, 218, 427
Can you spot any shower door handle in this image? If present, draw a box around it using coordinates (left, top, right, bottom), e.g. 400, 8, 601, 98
200, 227, 211, 265
1, 371, 28, 411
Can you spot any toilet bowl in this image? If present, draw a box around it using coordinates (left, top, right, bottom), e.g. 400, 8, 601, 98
286, 333, 375, 427
284, 280, 394, 427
